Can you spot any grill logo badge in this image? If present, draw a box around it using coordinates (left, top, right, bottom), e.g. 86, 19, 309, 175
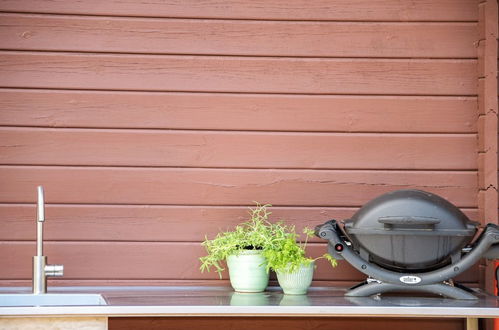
399, 276, 422, 284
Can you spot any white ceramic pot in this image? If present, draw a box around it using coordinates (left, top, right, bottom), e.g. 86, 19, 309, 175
226, 250, 269, 293
276, 261, 315, 295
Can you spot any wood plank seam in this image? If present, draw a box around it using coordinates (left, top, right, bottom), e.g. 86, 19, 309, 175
0, 11, 481, 23
0, 88, 480, 97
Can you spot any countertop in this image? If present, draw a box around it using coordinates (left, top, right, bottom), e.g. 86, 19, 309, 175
0, 286, 499, 318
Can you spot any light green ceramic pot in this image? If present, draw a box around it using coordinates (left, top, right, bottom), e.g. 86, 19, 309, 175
226, 250, 269, 293
276, 261, 315, 295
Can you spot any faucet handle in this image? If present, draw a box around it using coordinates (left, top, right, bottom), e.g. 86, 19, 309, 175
45, 264, 64, 277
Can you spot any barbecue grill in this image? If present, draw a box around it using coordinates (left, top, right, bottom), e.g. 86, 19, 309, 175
315, 189, 499, 299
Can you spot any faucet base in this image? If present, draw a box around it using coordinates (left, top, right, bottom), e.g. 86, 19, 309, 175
32, 256, 47, 295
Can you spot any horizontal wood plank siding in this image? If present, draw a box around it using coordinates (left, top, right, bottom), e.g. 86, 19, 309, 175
0, 90, 477, 133
0, 204, 479, 242
0, 0, 480, 290
0, 0, 478, 21
0, 14, 478, 58
0, 167, 477, 207
0, 241, 479, 283
0, 242, 345, 280
0, 128, 477, 169
0, 53, 477, 95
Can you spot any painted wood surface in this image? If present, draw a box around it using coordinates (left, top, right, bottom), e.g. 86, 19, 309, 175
0, 241, 479, 283
0, 128, 477, 169
0, 0, 482, 290
108, 317, 465, 330
476, 0, 498, 224
0, 241, 358, 281
0, 204, 479, 242
0, 14, 478, 58
0, 90, 477, 133
0, 167, 477, 207
476, 0, 498, 297
0, 53, 477, 95
0, 0, 478, 21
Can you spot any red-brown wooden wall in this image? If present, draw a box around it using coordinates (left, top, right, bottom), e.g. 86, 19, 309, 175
0, 0, 482, 292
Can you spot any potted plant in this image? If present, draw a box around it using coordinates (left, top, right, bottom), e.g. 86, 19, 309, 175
199, 203, 278, 292
264, 227, 338, 295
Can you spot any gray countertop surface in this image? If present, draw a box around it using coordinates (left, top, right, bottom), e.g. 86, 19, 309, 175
0, 286, 498, 318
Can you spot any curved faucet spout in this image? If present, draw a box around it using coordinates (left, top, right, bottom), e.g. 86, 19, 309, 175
33, 186, 64, 294
36, 186, 44, 257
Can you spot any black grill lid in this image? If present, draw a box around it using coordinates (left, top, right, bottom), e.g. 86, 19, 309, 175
343, 189, 478, 272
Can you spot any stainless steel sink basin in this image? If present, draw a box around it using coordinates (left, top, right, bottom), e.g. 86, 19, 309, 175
0, 294, 107, 307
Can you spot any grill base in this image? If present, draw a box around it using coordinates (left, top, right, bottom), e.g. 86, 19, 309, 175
347, 281, 477, 300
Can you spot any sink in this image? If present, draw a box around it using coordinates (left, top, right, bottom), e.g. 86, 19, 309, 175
0, 294, 107, 307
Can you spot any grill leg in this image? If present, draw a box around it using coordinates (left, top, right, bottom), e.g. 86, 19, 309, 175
345, 282, 478, 300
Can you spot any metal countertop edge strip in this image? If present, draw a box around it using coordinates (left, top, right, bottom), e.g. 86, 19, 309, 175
1, 306, 499, 318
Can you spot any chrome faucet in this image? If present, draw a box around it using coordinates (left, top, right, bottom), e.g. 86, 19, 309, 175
33, 186, 64, 294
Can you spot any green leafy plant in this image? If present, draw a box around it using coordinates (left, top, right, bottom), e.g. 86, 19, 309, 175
199, 202, 338, 278
263, 227, 338, 273
199, 203, 279, 278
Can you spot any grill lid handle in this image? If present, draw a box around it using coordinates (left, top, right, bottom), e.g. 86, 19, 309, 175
378, 216, 440, 226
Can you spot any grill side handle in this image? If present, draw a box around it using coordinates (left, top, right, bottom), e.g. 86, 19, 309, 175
315, 220, 346, 260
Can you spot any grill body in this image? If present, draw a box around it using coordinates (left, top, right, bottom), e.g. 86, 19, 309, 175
315, 189, 499, 300
345, 190, 477, 272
